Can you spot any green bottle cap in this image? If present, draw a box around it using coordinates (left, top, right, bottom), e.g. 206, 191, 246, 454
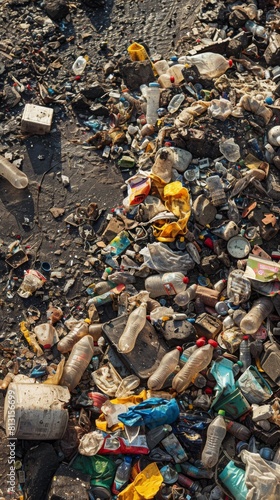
218, 409, 226, 416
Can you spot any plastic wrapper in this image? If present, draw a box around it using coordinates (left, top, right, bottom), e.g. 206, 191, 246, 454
208, 98, 232, 121
17, 269, 46, 299
118, 462, 163, 500
72, 454, 116, 489
118, 397, 179, 429
140, 242, 195, 273
238, 95, 273, 125
236, 365, 273, 404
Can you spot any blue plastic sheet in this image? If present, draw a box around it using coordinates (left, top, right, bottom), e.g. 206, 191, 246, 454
118, 397, 179, 429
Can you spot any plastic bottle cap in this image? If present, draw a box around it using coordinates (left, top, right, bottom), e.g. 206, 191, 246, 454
85, 318, 91, 324
243, 335, 249, 340
170, 76, 175, 83
208, 339, 218, 348
218, 409, 226, 416
176, 346, 183, 352
236, 360, 243, 367
149, 82, 160, 88
183, 277, 190, 284
204, 387, 213, 395
196, 337, 207, 347
228, 59, 233, 67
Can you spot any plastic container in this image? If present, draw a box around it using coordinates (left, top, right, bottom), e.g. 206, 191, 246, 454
57, 319, 90, 353
0, 155, 28, 189
245, 20, 268, 39
219, 138, 240, 162
146, 424, 172, 449
267, 126, 280, 147
226, 420, 251, 441
154, 59, 170, 75
147, 346, 182, 390
178, 53, 232, 79
34, 323, 55, 350
127, 42, 148, 61
158, 73, 174, 88
239, 336, 251, 373
112, 457, 132, 494
145, 272, 189, 298
174, 284, 197, 307
146, 82, 161, 125
207, 175, 226, 206
4, 383, 70, 440
201, 410, 226, 468
227, 270, 251, 305
60, 335, 94, 391
167, 94, 185, 114
240, 298, 274, 335
118, 302, 147, 353
167, 64, 186, 85
72, 55, 88, 75
172, 340, 217, 393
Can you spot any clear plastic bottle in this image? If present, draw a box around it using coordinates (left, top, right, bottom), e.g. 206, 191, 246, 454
219, 138, 240, 162
60, 335, 94, 391
207, 175, 227, 206
147, 346, 182, 390
34, 323, 55, 350
239, 335, 251, 373
245, 20, 268, 40
145, 272, 189, 299
172, 340, 217, 393
57, 319, 90, 353
146, 82, 161, 125
112, 457, 132, 494
240, 298, 274, 335
72, 55, 88, 75
118, 302, 147, 353
146, 424, 172, 449
225, 420, 251, 441
174, 284, 197, 307
0, 155, 28, 189
167, 94, 185, 114
226, 270, 251, 305
178, 53, 232, 79
201, 410, 226, 468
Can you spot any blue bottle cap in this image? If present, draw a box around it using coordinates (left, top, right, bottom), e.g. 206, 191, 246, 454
149, 82, 160, 87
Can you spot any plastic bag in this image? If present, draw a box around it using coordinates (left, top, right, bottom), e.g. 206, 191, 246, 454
238, 95, 273, 125
208, 98, 232, 121
236, 365, 273, 404
125, 173, 151, 206
241, 450, 280, 500
219, 460, 248, 500
118, 397, 179, 429
71, 454, 116, 488
210, 357, 236, 406
95, 390, 147, 432
118, 462, 163, 500
140, 242, 195, 273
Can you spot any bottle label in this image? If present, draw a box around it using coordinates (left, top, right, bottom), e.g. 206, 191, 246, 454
163, 283, 177, 295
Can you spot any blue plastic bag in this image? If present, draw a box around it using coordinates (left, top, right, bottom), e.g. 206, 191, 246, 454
118, 397, 179, 429
210, 357, 236, 407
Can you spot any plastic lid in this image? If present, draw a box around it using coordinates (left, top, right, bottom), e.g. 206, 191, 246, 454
243, 335, 249, 340
170, 56, 178, 61
218, 409, 226, 416
176, 346, 183, 352
183, 277, 190, 284
170, 76, 175, 83
149, 82, 160, 87
204, 387, 213, 395
208, 339, 218, 348
228, 59, 233, 67
236, 360, 243, 367
125, 456, 132, 463
196, 337, 207, 347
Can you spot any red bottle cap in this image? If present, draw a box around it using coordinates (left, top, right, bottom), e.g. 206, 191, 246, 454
228, 59, 233, 67
208, 339, 218, 348
204, 237, 214, 249
204, 387, 213, 395
183, 277, 190, 284
176, 346, 183, 352
243, 335, 249, 340
170, 76, 175, 83
196, 337, 207, 347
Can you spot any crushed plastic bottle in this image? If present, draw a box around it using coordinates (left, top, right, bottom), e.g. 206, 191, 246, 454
227, 270, 251, 305
178, 53, 232, 79
147, 346, 182, 390
57, 319, 90, 353
174, 284, 197, 307
219, 138, 240, 162
201, 410, 226, 468
118, 302, 147, 353
240, 298, 274, 335
168, 94, 185, 114
207, 175, 227, 206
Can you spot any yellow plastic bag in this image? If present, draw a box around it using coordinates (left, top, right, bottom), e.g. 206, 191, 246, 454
152, 181, 191, 242
118, 462, 163, 500
95, 389, 147, 432
43, 358, 65, 385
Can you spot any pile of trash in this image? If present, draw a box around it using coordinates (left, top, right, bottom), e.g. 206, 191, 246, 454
2, 1, 280, 499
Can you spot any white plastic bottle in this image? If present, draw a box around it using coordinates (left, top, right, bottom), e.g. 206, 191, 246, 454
147, 346, 183, 390
240, 298, 274, 335
145, 272, 189, 298
72, 55, 88, 75
118, 302, 147, 353
146, 82, 160, 125
178, 53, 232, 79
60, 335, 94, 391
172, 340, 217, 393
201, 410, 226, 468
174, 284, 197, 307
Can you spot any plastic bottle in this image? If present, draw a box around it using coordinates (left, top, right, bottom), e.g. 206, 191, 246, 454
34, 323, 55, 350
177, 474, 201, 494
93, 280, 116, 295
268, 126, 280, 147
245, 20, 268, 40
240, 298, 274, 335
154, 59, 170, 76
57, 319, 91, 353
0, 155, 28, 189
167, 64, 186, 85
146, 424, 172, 449
207, 175, 227, 206
145, 272, 189, 299
60, 335, 94, 391
118, 302, 147, 353
112, 457, 132, 494
72, 55, 88, 75
178, 53, 232, 79
172, 340, 217, 393
147, 346, 182, 390
201, 410, 226, 468
167, 94, 185, 114
158, 73, 174, 88
146, 82, 161, 125
239, 335, 251, 373
174, 284, 197, 307
226, 270, 251, 305
226, 420, 251, 441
